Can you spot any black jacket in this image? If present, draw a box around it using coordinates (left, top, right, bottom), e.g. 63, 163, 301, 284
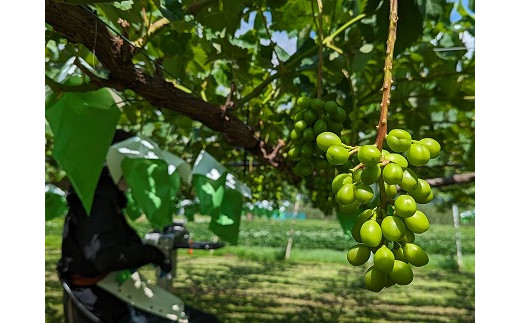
57, 167, 164, 282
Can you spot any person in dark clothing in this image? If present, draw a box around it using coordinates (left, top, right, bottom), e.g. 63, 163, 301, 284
57, 131, 219, 323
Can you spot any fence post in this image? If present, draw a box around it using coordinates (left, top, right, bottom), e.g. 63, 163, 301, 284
452, 204, 463, 271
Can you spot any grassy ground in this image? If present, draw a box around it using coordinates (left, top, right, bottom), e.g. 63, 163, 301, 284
45, 218, 475, 322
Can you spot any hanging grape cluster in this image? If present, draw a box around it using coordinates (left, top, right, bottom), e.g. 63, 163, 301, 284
315, 128, 440, 292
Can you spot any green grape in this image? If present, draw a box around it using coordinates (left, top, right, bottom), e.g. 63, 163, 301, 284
419, 138, 441, 158
399, 168, 419, 192
316, 132, 341, 152
324, 101, 337, 113
311, 98, 324, 111
409, 179, 431, 200
403, 243, 429, 267
360, 220, 382, 247
385, 153, 408, 168
313, 145, 323, 157
382, 163, 403, 185
358, 145, 382, 166
297, 97, 312, 109
304, 109, 317, 124
333, 107, 347, 122
381, 216, 406, 241
403, 228, 415, 243
352, 210, 375, 242
339, 200, 360, 215
353, 169, 363, 182
302, 127, 315, 141
390, 260, 414, 285
404, 210, 429, 234
336, 183, 356, 205
392, 247, 406, 261
355, 183, 374, 204
385, 275, 396, 288
415, 191, 434, 204
328, 121, 343, 134
347, 244, 371, 266
298, 161, 313, 176
361, 165, 381, 185
300, 142, 314, 158
313, 119, 328, 134
288, 147, 301, 160
326, 145, 350, 165
394, 195, 417, 218
385, 183, 397, 199
386, 129, 412, 152
365, 266, 387, 292
407, 143, 430, 166
293, 110, 305, 121
294, 120, 308, 133
290, 129, 301, 141
313, 158, 327, 170
374, 245, 395, 274
343, 173, 354, 184
332, 173, 349, 194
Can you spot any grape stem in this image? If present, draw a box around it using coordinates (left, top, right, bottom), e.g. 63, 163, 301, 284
374, 0, 398, 151
350, 162, 365, 173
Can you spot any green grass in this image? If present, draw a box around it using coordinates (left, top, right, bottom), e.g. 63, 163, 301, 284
45, 218, 474, 322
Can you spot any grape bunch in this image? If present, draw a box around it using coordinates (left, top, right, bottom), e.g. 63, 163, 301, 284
287, 97, 349, 177
316, 128, 440, 292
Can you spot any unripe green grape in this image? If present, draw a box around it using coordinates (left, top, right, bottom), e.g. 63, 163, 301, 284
381, 216, 406, 241
332, 173, 349, 194
333, 107, 347, 122
392, 247, 406, 261
300, 142, 314, 158
382, 163, 403, 185
347, 244, 371, 266
358, 145, 382, 166
390, 260, 414, 285
343, 173, 354, 185
339, 200, 360, 215
297, 97, 312, 109
313, 119, 327, 134
394, 195, 417, 218
353, 169, 363, 182
404, 210, 429, 234
360, 165, 381, 185
326, 145, 350, 165
313, 158, 327, 170
355, 183, 374, 204
316, 132, 341, 152
288, 147, 301, 160
360, 220, 382, 247
313, 145, 323, 157
328, 121, 343, 134
403, 243, 429, 267
336, 183, 356, 205
304, 109, 317, 124
290, 130, 301, 141
294, 120, 308, 133
382, 149, 390, 157
403, 228, 415, 243
374, 245, 395, 274
410, 179, 431, 200
311, 98, 324, 111
351, 210, 375, 242
324, 101, 337, 113
415, 191, 434, 204
385, 183, 397, 199
399, 168, 419, 192
385, 153, 408, 168
365, 266, 387, 292
302, 127, 315, 141
293, 110, 305, 121
406, 143, 430, 166
419, 138, 441, 158
386, 129, 412, 152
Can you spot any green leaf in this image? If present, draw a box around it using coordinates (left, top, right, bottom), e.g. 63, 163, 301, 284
45, 79, 121, 214
45, 184, 68, 221
159, 0, 185, 22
